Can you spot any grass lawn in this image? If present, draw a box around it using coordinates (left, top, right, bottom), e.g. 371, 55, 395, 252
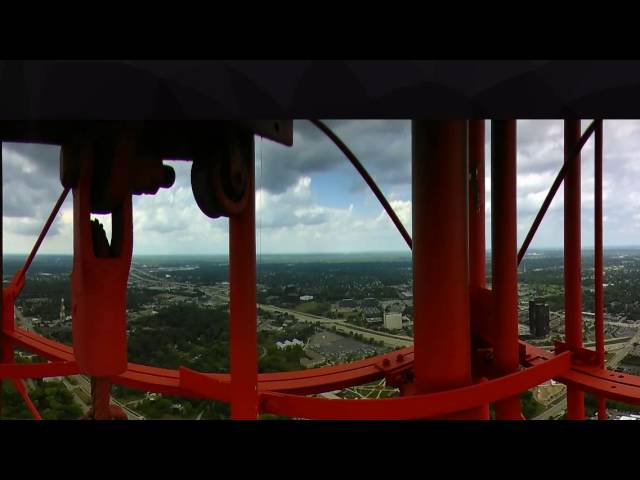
294, 301, 330, 316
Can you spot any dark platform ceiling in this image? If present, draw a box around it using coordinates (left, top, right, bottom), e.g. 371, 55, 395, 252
2, 60, 640, 120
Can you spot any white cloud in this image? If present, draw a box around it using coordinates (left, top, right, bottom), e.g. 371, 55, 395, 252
6, 119, 640, 255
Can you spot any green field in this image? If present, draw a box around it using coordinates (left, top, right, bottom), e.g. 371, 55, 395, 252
294, 301, 331, 316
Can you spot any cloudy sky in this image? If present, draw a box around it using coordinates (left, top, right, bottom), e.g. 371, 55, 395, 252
2, 120, 640, 256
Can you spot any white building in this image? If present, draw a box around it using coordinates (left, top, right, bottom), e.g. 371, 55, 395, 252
384, 312, 403, 331
299, 295, 314, 302
614, 414, 640, 420
276, 339, 305, 350
43, 376, 64, 383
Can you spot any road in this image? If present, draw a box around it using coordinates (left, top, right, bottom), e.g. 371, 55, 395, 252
131, 268, 412, 349
603, 321, 640, 329
93, 268, 640, 418
70, 374, 144, 420
533, 395, 567, 420
129, 268, 412, 348
534, 337, 630, 353
606, 327, 640, 370
258, 304, 413, 349
533, 328, 640, 420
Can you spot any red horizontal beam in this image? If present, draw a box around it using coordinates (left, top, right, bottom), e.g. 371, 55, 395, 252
181, 350, 414, 398
8, 328, 413, 397
521, 341, 640, 406
9, 327, 640, 411
0, 361, 78, 379
259, 353, 572, 420
180, 367, 231, 402
8, 329, 74, 362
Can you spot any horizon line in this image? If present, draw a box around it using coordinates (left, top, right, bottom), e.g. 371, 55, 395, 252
6, 245, 640, 257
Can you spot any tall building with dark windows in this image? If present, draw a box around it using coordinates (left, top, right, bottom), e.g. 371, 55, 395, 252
529, 298, 550, 337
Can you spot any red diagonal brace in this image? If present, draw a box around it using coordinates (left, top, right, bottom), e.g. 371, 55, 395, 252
11, 378, 41, 420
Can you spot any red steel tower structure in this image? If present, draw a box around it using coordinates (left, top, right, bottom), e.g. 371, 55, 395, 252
1, 118, 639, 420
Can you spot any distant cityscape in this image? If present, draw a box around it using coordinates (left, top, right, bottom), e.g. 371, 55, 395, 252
3, 248, 640, 420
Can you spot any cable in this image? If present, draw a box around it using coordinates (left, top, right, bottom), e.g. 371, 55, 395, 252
15, 187, 70, 288
309, 120, 412, 250
517, 120, 598, 265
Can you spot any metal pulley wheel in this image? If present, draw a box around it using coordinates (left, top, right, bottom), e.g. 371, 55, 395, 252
191, 135, 250, 218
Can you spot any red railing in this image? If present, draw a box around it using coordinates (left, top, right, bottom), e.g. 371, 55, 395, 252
2, 120, 640, 420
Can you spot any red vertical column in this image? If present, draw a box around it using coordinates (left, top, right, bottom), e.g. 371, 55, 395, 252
491, 120, 522, 419
0, 141, 4, 344
0, 141, 5, 343
0, 143, 14, 419
469, 120, 486, 291
0, 141, 3, 418
412, 121, 486, 418
0, 143, 11, 419
564, 119, 585, 420
594, 121, 607, 420
229, 134, 258, 420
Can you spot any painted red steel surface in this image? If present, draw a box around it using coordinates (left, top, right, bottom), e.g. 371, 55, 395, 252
229, 134, 259, 420
0, 360, 79, 378
491, 120, 522, 419
11, 379, 41, 420
469, 120, 486, 291
71, 149, 133, 377
411, 121, 488, 419
5, 317, 640, 419
517, 121, 598, 267
6, 327, 414, 397
594, 122, 607, 419
412, 121, 472, 393
564, 120, 585, 420
259, 352, 571, 420
4, 119, 640, 420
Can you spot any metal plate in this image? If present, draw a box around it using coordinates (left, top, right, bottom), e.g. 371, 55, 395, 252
0, 120, 294, 150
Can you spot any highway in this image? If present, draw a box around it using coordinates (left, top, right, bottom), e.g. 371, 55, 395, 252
70, 374, 144, 420
603, 321, 640, 329
606, 327, 640, 370
534, 337, 630, 353
258, 304, 413, 349
533, 328, 640, 420
96, 268, 640, 418
533, 395, 567, 420
13, 267, 407, 418
129, 268, 412, 349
